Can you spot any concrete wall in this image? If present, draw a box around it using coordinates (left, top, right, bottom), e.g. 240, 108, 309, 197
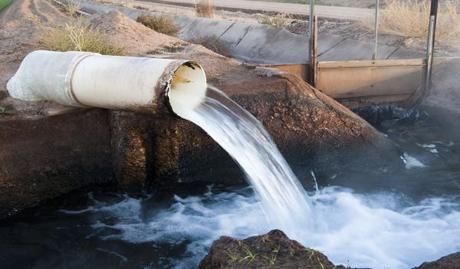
0, 109, 113, 218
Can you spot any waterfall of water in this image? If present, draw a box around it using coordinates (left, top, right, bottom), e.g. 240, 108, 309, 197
170, 86, 311, 233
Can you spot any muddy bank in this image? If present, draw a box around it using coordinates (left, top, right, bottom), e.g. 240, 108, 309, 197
0, 4, 402, 217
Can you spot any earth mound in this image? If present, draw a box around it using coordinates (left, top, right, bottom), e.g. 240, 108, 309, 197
87, 11, 182, 54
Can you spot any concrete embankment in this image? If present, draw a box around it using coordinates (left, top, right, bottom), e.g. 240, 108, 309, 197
79, 1, 419, 64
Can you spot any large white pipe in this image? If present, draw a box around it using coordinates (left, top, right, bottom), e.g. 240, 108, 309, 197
7, 50, 207, 114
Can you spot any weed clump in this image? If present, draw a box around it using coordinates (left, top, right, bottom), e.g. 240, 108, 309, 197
257, 13, 292, 28
63, 0, 80, 17
136, 15, 178, 36
40, 20, 125, 55
195, 0, 214, 18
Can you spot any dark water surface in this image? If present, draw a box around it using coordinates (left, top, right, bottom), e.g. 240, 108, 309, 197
1, 109, 460, 269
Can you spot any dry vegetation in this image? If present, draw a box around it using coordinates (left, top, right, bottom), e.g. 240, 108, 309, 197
257, 13, 292, 28
63, 0, 80, 17
377, 0, 460, 44
40, 19, 125, 55
136, 15, 178, 36
195, 0, 214, 18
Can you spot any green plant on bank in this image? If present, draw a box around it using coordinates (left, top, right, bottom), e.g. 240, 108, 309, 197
262, 245, 280, 266
240, 244, 257, 264
373, 0, 460, 44
0, 0, 12, 12
40, 19, 125, 55
136, 15, 178, 36
225, 250, 241, 265
257, 13, 292, 28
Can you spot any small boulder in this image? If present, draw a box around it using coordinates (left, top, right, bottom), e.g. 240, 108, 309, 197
198, 230, 340, 269
414, 252, 460, 269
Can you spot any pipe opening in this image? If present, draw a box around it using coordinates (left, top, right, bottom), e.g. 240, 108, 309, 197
168, 62, 207, 117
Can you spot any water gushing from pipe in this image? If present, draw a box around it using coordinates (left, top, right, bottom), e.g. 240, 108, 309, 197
169, 86, 311, 233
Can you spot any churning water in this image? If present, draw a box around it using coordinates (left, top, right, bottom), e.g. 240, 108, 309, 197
2, 88, 460, 269
166, 87, 460, 268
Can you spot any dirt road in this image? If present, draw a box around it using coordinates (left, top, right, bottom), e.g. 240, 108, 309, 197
142, 0, 374, 20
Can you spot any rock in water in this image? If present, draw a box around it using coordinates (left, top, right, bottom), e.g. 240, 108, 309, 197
198, 230, 339, 269
414, 252, 460, 269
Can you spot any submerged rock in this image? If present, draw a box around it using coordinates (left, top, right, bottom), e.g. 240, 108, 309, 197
199, 230, 339, 269
414, 252, 460, 269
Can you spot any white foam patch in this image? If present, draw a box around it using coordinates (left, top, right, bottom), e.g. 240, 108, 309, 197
62, 188, 460, 269
401, 153, 426, 169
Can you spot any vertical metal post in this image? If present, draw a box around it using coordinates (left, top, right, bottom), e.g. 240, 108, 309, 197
308, 0, 316, 85
311, 15, 318, 86
408, 0, 438, 109
372, 0, 380, 60
424, 0, 438, 96
309, 0, 315, 39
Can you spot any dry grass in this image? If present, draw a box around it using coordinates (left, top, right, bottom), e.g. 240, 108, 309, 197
195, 0, 214, 18
63, 0, 80, 17
257, 13, 292, 28
40, 19, 125, 55
136, 15, 178, 36
377, 0, 460, 44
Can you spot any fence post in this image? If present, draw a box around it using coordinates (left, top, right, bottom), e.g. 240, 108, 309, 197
308, 0, 316, 85
372, 0, 380, 60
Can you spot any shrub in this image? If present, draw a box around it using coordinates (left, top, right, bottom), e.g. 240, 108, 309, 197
376, 0, 460, 44
195, 0, 214, 18
136, 15, 178, 36
257, 13, 292, 28
40, 20, 125, 55
63, 0, 80, 17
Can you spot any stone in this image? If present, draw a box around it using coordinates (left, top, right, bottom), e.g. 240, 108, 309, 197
198, 229, 340, 269
414, 252, 460, 269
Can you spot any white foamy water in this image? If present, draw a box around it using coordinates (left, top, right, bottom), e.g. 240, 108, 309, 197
60, 86, 460, 268
63, 187, 460, 269
170, 86, 312, 234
